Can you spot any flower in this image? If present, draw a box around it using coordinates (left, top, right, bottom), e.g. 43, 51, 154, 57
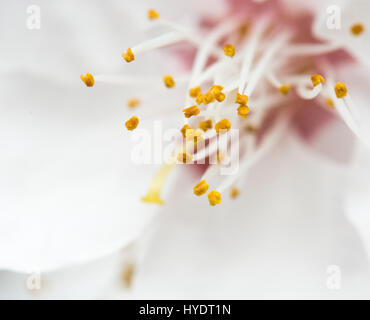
2, 0, 370, 299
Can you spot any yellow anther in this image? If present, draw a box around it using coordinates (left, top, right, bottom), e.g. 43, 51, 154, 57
125, 116, 139, 131
80, 73, 94, 87
210, 84, 224, 91
127, 98, 140, 108
193, 180, 209, 196
183, 105, 200, 118
325, 97, 335, 109
142, 163, 176, 205
185, 128, 203, 143
215, 119, 231, 134
235, 93, 248, 105
203, 91, 215, 104
198, 119, 213, 132
195, 93, 203, 105
230, 187, 239, 199
245, 124, 258, 134
181, 124, 192, 138
212, 88, 226, 102
208, 190, 221, 206
189, 86, 202, 98
237, 105, 250, 119
335, 83, 347, 99
351, 23, 364, 36
311, 74, 325, 87
147, 9, 160, 20
122, 48, 135, 63
163, 75, 175, 88
122, 263, 135, 289
279, 84, 291, 95
223, 44, 235, 57
177, 152, 193, 163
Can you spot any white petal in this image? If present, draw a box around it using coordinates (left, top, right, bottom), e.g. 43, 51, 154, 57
132, 134, 370, 298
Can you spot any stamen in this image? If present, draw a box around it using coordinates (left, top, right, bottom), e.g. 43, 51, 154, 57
235, 93, 248, 105
279, 84, 291, 95
183, 105, 200, 118
122, 48, 135, 63
223, 44, 235, 57
177, 152, 193, 163
122, 263, 135, 289
125, 116, 139, 130
230, 187, 239, 199
189, 86, 201, 98
127, 98, 140, 108
203, 91, 215, 104
198, 119, 213, 131
237, 105, 250, 119
193, 180, 209, 196
181, 124, 192, 138
311, 74, 325, 87
335, 83, 347, 98
208, 190, 221, 206
215, 119, 231, 133
325, 97, 334, 109
80, 73, 94, 87
195, 94, 203, 105
163, 75, 175, 88
147, 9, 160, 20
351, 23, 364, 36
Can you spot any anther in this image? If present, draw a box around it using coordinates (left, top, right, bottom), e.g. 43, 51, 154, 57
335, 83, 347, 98
122, 48, 135, 63
183, 105, 200, 118
163, 75, 175, 88
125, 116, 139, 130
223, 44, 235, 57
311, 74, 325, 87
193, 180, 209, 196
215, 119, 231, 134
208, 190, 221, 206
80, 73, 94, 87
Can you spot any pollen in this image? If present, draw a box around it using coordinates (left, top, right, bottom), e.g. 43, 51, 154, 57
127, 98, 140, 108
195, 93, 203, 105
215, 119, 231, 134
183, 105, 200, 118
122, 48, 135, 63
125, 116, 139, 131
230, 187, 239, 199
311, 74, 325, 87
325, 97, 335, 109
181, 124, 192, 138
147, 9, 160, 20
237, 105, 250, 119
335, 83, 347, 99
80, 73, 94, 87
177, 152, 193, 163
189, 86, 202, 98
163, 75, 175, 88
193, 180, 209, 196
223, 44, 235, 57
208, 190, 221, 206
351, 23, 364, 36
198, 119, 213, 132
279, 84, 291, 95
235, 93, 248, 105
203, 91, 215, 104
